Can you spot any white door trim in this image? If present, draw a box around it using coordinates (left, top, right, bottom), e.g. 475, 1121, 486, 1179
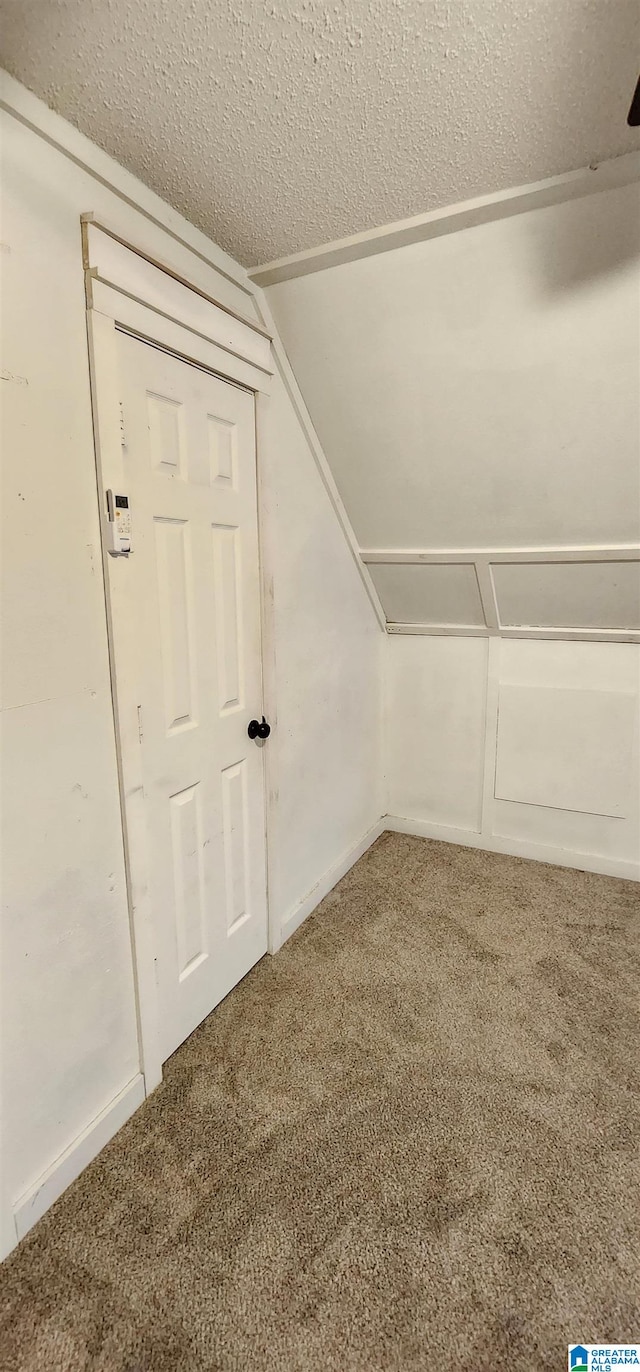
84, 220, 275, 1092
0, 69, 253, 298
83, 218, 272, 379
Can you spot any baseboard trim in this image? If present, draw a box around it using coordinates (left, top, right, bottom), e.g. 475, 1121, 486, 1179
384, 815, 640, 882
278, 817, 386, 948
12, 1073, 146, 1247
0, 1196, 16, 1264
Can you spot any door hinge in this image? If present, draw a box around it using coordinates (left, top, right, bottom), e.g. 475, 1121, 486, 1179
137, 705, 143, 742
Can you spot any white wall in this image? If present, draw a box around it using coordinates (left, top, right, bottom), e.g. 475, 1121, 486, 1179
385, 636, 488, 832
260, 374, 382, 940
266, 184, 640, 551
2, 70, 636, 1265
266, 183, 640, 634
385, 634, 640, 880
0, 77, 382, 1257
266, 174, 640, 878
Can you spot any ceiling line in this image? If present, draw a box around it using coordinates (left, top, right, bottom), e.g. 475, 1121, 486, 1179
249, 151, 640, 287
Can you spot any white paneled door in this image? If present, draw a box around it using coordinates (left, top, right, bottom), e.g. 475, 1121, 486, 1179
116, 331, 268, 1065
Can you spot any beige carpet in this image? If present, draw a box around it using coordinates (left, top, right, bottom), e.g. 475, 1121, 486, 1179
2, 832, 639, 1371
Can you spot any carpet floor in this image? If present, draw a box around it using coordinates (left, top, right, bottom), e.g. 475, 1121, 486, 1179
2, 832, 639, 1371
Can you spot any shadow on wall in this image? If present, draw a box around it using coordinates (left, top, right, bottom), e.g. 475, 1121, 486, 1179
527, 0, 640, 293
531, 181, 640, 295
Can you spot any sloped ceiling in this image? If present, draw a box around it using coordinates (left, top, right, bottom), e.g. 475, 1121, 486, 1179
266, 183, 640, 630
1, 0, 639, 266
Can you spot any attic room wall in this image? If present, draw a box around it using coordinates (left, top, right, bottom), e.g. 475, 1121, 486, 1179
266, 182, 640, 878
257, 371, 383, 940
384, 636, 640, 878
265, 183, 640, 555
0, 78, 382, 1258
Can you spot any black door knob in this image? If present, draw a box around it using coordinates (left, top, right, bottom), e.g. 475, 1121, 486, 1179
248, 715, 271, 740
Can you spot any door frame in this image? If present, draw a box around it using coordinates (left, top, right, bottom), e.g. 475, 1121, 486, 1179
83, 217, 277, 1092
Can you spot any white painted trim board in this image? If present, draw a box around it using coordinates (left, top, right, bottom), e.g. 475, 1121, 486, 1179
362, 545, 640, 563
0, 69, 252, 296
13, 1075, 146, 1243
366, 546, 640, 641
384, 816, 640, 883
84, 220, 272, 368
277, 818, 386, 950
387, 624, 640, 643
252, 291, 387, 631
250, 152, 640, 284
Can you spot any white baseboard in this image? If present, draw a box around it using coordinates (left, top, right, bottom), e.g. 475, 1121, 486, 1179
12, 1073, 146, 1248
278, 816, 386, 949
0, 1194, 16, 1264
384, 815, 640, 882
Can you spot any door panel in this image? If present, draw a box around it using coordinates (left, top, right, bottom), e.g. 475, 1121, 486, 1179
116, 332, 268, 1065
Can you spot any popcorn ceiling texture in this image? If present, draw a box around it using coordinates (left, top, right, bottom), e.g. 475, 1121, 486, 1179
1, 0, 639, 266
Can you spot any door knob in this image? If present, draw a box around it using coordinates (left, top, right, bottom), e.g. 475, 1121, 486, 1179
248, 715, 271, 740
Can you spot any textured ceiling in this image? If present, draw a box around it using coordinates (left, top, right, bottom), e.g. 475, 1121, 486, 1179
1, 0, 639, 266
